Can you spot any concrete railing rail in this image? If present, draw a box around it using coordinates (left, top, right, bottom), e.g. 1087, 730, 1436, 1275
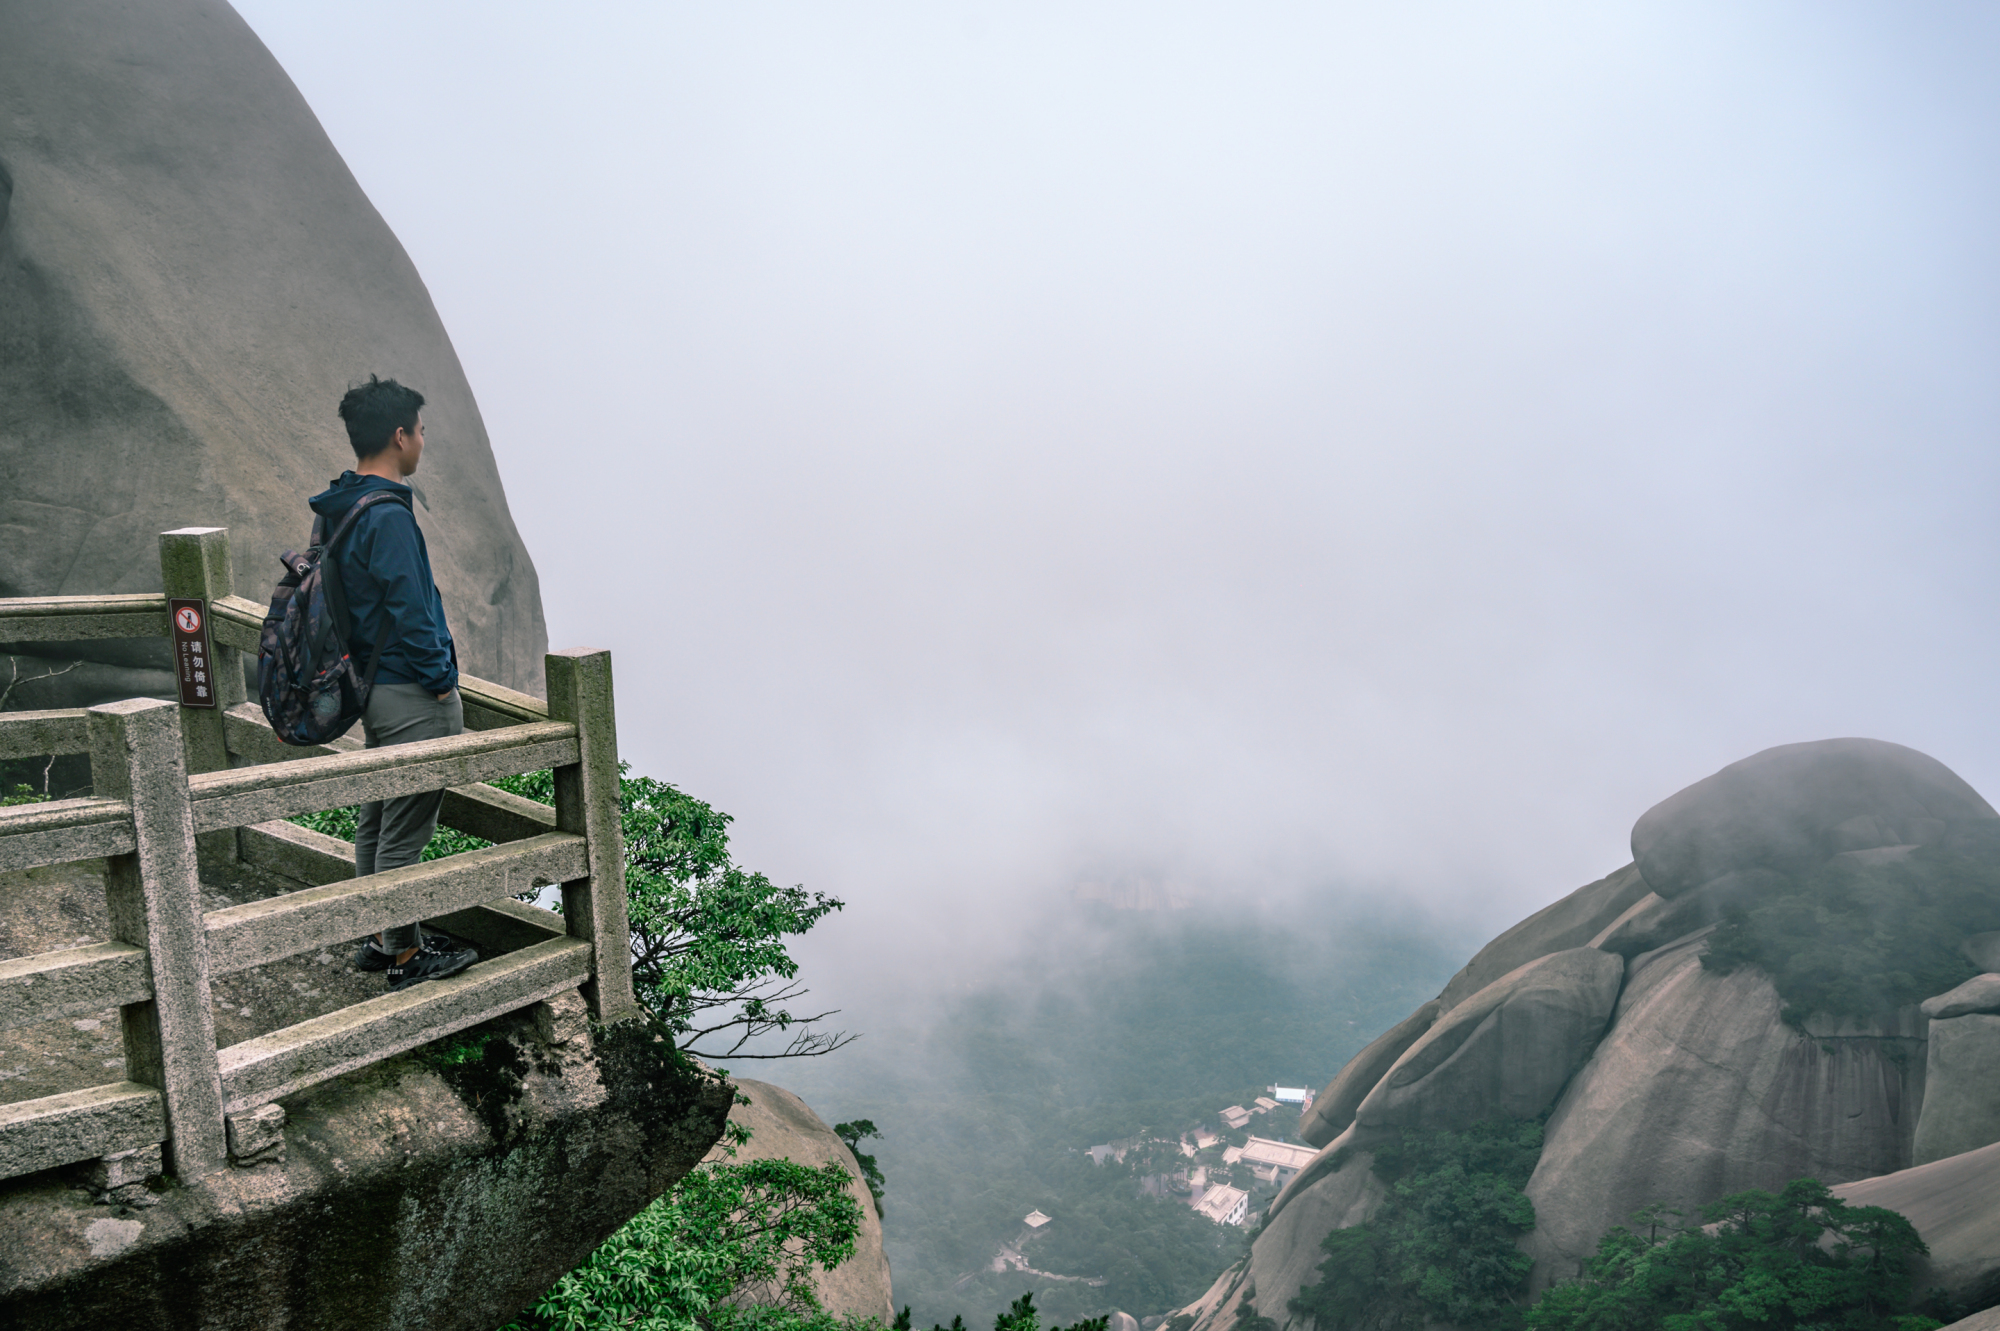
0, 526, 638, 1182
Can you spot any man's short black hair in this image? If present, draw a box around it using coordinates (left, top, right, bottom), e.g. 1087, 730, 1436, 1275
337, 375, 426, 458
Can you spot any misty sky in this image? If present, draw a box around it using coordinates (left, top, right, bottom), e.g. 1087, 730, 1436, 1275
233, 2, 2000, 984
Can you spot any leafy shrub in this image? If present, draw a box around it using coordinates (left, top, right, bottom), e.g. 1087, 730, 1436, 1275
995, 1294, 1106, 1331
1701, 826, 2000, 1023
1288, 1118, 1544, 1330
1524, 1177, 1938, 1331
896, 1293, 1107, 1331
502, 1156, 866, 1331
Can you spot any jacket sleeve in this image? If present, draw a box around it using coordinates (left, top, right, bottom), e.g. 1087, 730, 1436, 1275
355, 505, 459, 695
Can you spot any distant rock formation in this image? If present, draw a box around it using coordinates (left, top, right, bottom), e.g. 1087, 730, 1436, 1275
710, 1079, 895, 1322
1520, 941, 1924, 1287
1179, 738, 2000, 1329
0, 0, 547, 705
1630, 739, 1992, 896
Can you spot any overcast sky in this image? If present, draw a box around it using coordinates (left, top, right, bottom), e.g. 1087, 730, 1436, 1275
233, 2, 2000, 983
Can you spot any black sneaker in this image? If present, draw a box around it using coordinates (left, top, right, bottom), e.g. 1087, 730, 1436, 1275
386, 944, 478, 990
353, 932, 464, 972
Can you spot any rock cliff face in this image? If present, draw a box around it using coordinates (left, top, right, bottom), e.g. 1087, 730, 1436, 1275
1180, 738, 2000, 1330
710, 1079, 896, 1323
1521, 938, 1924, 1287
0, 1010, 734, 1331
0, 0, 548, 702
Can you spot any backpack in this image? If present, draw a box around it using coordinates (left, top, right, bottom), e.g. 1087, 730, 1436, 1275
256, 490, 412, 746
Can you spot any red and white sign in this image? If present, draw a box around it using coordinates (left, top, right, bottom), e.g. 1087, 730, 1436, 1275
169, 597, 217, 709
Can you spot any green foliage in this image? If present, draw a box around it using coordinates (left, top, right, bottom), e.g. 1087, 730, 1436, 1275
834, 1120, 887, 1216
1231, 1297, 1277, 1331
1523, 1177, 1936, 1331
291, 764, 849, 1061
424, 1027, 501, 1071
502, 1157, 867, 1331
877, 1294, 1109, 1331
1701, 829, 2000, 1022
0, 783, 47, 807
993, 1293, 1108, 1331
1290, 1118, 1544, 1331
615, 769, 847, 1061
892, 1310, 967, 1331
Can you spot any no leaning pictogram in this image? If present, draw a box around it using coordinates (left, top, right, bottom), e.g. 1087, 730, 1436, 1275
169, 597, 217, 709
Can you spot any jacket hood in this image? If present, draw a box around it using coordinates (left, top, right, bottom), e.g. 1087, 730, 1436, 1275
309, 471, 411, 522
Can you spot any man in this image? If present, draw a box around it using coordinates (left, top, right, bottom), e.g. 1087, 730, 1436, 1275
311, 375, 479, 988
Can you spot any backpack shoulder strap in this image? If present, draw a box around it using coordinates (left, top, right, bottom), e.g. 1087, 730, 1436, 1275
319, 488, 412, 555
316, 489, 416, 659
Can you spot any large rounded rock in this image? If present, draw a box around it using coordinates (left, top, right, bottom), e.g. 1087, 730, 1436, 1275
1630, 740, 1997, 898
1297, 1000, 1439, 1148
1914, 1015, 2000, 1167
1833, 1139, 2000, 1314
1522, 933, 1925, 1289
0, 0, 547, 701
706, 1079, 893, 1322
1353, 948, 1624, 1134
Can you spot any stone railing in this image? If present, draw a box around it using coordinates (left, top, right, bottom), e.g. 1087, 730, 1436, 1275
0, 526, 636, 1181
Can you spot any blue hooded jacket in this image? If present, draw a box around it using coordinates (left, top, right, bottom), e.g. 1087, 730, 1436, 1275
307, 472, 459, 696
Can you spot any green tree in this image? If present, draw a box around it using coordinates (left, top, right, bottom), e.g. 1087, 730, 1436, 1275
1524, 1177, 1939, 1331
834, 1120, 887, 1216
993, 1293, 1108, 1331
295, 765, 852, 1062
503, 1156, 869, 1331
894, 1294, 1104, 1331
1701, 828, 2000, 1023
1289, 1118, 1544, 1331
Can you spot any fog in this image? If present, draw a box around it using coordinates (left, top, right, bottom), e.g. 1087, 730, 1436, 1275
232, 2, 2000, 1000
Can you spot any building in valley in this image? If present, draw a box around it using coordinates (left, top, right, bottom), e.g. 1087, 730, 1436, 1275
1193, 1184, 1250, 1227
1239, 1135, 1318, 1189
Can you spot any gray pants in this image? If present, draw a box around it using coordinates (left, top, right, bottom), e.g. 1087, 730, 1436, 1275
354, 682, 463, 954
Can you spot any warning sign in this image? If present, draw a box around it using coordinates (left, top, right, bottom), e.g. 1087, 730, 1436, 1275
169, 597, 217, 709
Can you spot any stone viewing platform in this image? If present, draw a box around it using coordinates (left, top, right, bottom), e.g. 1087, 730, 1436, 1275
0, 527, 732, 1330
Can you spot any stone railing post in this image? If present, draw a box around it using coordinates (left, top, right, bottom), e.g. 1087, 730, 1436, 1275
159, 527, 246, 863
546, 649, 638, 1024
88, 697, 228, 1177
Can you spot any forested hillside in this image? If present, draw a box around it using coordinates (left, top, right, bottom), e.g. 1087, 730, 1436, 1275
770, 902, 1466, 1328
